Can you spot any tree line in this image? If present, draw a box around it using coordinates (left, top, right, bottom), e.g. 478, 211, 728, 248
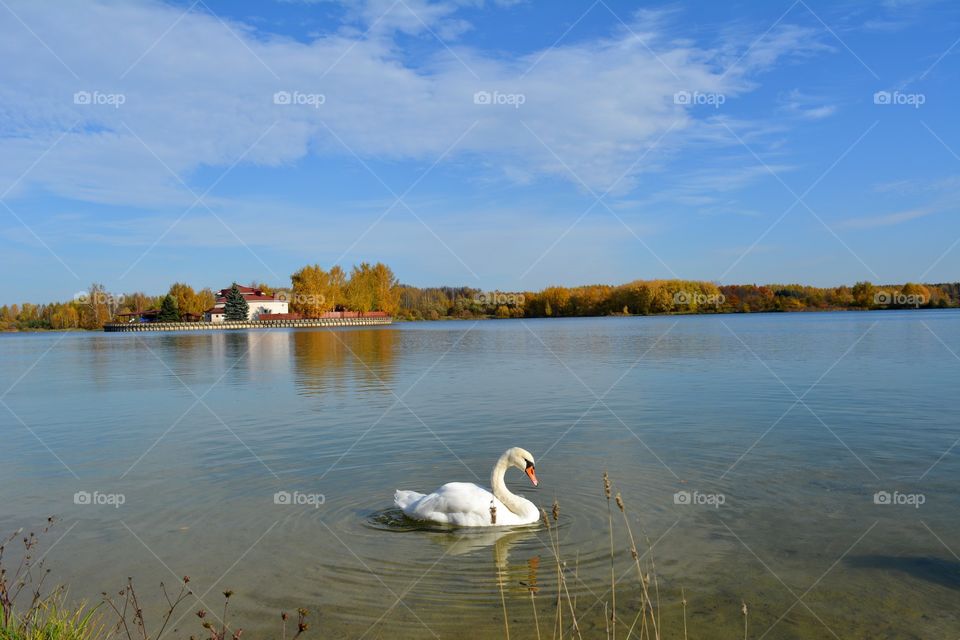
2, 274, 957, 331
288, 262, 400, 316
0, 262, 400, 331
396, 280, 960, 320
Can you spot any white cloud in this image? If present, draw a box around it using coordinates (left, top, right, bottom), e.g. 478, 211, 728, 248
778, 89, 837, 120
837, 208, 938, 229
0, 0, 826, 210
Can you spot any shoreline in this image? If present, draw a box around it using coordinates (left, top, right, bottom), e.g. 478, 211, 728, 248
102, 315, 393, 332
0, 305, 953, 333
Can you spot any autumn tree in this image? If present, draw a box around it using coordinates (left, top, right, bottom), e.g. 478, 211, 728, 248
852, 281, 875, 308
370, 262, 400, 315
80, 283, 111, 329
195, 288, 216, 313
249, 282, 274, 296
290, 264, 332, 317
346, 263, 377, 312
327, 265, 347, 311
166, 283, 194, 316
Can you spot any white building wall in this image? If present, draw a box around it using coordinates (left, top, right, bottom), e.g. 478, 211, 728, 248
248, 300, 288, 320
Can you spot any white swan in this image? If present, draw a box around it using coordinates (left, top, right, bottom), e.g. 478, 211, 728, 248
394, 447, 540, 527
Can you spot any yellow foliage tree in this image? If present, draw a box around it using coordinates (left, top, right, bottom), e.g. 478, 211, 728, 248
290, 264, 332, 317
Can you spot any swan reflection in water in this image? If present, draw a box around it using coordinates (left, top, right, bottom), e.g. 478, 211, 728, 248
428, 525, 542, 592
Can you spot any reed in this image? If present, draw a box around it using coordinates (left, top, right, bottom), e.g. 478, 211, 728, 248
603, 472, 615, 640
742, 601, 749, 640
614, 491, 658, 640
530, 590, 541, 640
1, 519, 310, 640
540, 507, 581, 640
681, 588, 688, 640
495, 474, 750, 640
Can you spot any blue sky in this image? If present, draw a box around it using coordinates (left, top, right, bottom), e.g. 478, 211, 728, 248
1, 0, 958, 303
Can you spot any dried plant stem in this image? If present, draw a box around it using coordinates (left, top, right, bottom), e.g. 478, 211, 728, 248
554, 571, 561, 640
681, 587, 688, 640
497, 562, 510, 640
604, 601, 610, 640
742, 601, 749, 640
542, 509, 581, 640
647, 535, 661, 635
604, 472, 615, 640
616, 494, 659, 640
530, 590, 541, 640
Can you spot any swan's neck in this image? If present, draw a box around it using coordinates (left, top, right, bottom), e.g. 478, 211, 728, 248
491, 453, 528, 517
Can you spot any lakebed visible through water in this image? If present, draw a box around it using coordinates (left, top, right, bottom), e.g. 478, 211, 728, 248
1, 312, 958, 638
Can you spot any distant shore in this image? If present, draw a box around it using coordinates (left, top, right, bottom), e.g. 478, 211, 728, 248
1, 304, 954, 334
4, 276, 957, 332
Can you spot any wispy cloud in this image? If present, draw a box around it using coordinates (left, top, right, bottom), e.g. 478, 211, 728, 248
0, 0, 828, 209
779, 89, 838, 120
837, 208, 938, 229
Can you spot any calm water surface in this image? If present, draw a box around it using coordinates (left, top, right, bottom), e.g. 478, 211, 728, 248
1, 312, 959, 639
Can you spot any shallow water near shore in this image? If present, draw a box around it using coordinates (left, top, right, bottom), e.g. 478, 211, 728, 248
2, 311, 959, 638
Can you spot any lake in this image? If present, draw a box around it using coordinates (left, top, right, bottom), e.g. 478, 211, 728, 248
1, 312, 958, 639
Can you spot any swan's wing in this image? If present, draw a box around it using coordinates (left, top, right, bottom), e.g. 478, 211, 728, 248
399, 482, 497, 526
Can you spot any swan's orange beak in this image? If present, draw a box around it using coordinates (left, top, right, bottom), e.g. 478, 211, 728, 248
525, 465, 539, 487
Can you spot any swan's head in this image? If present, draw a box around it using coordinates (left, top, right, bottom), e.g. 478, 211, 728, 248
506, 447, 538, 487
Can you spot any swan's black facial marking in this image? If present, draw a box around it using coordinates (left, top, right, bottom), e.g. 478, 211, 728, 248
523, 458, 539, 486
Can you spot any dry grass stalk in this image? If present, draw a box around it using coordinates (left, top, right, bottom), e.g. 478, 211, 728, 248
542, 509, 560, 640
496, 477, 755, 640
530, 590, 541, 640
603, 472, 615, 640
742, 601, 748, 640
604, 601, 610, 640
497, 568, 510, 640
614, 489, 659, 640
681, 587, 688, 640
540, 507, 581, 640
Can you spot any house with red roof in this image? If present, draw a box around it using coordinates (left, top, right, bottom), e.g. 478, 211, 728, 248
204, 285, 289, 322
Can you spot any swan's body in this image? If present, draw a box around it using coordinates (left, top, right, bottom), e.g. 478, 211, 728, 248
395, 447, 540, 527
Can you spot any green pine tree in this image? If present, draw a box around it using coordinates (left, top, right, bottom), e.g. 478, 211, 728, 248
157, 294, 180, 322
224, 283, 249, 321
